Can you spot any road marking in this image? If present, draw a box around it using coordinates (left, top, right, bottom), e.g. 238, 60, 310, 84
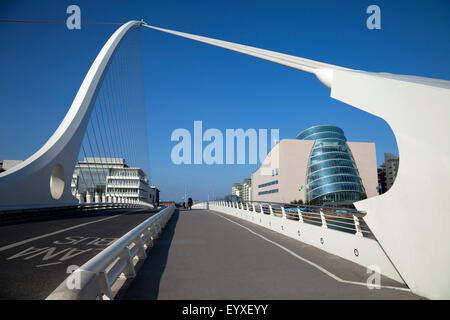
210, 210, 411, 292
35, 262, 62, 268
0, 215, 121, 253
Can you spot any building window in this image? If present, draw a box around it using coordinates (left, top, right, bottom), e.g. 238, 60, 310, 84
258, 180, 278, 188
296, 125, 367, 205
258, 188, 279, 195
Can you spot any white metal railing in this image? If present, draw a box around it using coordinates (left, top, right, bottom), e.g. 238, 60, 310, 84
208, 200, 371, 237
78, 200, 155, 209
46, 206, 175, 300
0, 200, 156, 217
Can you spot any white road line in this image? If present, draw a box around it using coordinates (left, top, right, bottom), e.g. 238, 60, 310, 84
210, 210, 411, 292
35, 262, 62, 268
0, 215, 121, 253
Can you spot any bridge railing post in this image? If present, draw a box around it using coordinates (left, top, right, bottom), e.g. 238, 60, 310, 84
143, 227, 154, 248
98, 271, 113, 299
269, 204, 274, 216
133, 235, 147, 260
353, 214, 363, 236
111, 247, 137, 284
281, 206, 287, 219
320, 208, 327, 228
297, 207, 304, 223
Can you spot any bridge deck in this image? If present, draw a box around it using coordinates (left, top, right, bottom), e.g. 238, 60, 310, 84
0, 208, 158, 299
122, 209, 421, 300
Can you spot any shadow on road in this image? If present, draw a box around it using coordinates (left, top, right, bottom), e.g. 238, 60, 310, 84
121, 209, 180, 300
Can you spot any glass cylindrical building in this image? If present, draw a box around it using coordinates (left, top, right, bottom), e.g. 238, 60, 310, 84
296, 125, 367, 205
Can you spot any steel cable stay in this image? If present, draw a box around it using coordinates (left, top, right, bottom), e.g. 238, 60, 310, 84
70, 27, 150, 205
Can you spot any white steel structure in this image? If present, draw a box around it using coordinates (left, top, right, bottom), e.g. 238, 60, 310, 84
0, 20, 145, 210
142, 24, 450, 299
0, 20, 448, 299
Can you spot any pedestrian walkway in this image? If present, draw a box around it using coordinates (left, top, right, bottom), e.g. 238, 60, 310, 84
123, 209, 421, 300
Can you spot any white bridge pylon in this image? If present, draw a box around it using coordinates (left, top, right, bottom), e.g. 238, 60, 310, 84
0, 20, 145, 210
144, 23, 450, 300
1, 21, 449, 299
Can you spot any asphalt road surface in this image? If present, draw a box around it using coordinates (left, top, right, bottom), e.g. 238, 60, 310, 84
0, 207, 158, 299
123, 209, 422, 300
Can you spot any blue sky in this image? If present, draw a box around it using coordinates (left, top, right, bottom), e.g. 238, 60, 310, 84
1, 0, 449, 201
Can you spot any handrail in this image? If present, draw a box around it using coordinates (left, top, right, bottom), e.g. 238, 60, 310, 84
0, 21, 145, 210
207, 201, 370, 237
46, 205, 175, 300
0, 200, 155, 215
219, 199, 365, 216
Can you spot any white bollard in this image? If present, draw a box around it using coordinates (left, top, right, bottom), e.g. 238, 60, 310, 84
86, 192, 92, 203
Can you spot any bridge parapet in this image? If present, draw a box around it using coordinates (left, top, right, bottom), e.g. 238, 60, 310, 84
46, 206, 175, 300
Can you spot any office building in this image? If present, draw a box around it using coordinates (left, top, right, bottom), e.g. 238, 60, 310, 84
377, 153, 399, 194
252, 125, 378, 206
231, 178, 252, 201
242, 178, 252, 201
71, 157, 156, 204
231, 183, 243, 198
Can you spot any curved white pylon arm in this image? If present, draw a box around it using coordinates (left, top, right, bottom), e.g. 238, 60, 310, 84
143, 24, 450, 299
332, 70, 450, 300
0, 20, 144, 210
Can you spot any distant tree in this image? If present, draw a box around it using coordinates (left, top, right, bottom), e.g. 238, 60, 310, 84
290, 199, 304, 205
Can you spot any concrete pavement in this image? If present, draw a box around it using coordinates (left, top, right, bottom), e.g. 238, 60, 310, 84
0, 207, 158, 299
123, 209, 422, 300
